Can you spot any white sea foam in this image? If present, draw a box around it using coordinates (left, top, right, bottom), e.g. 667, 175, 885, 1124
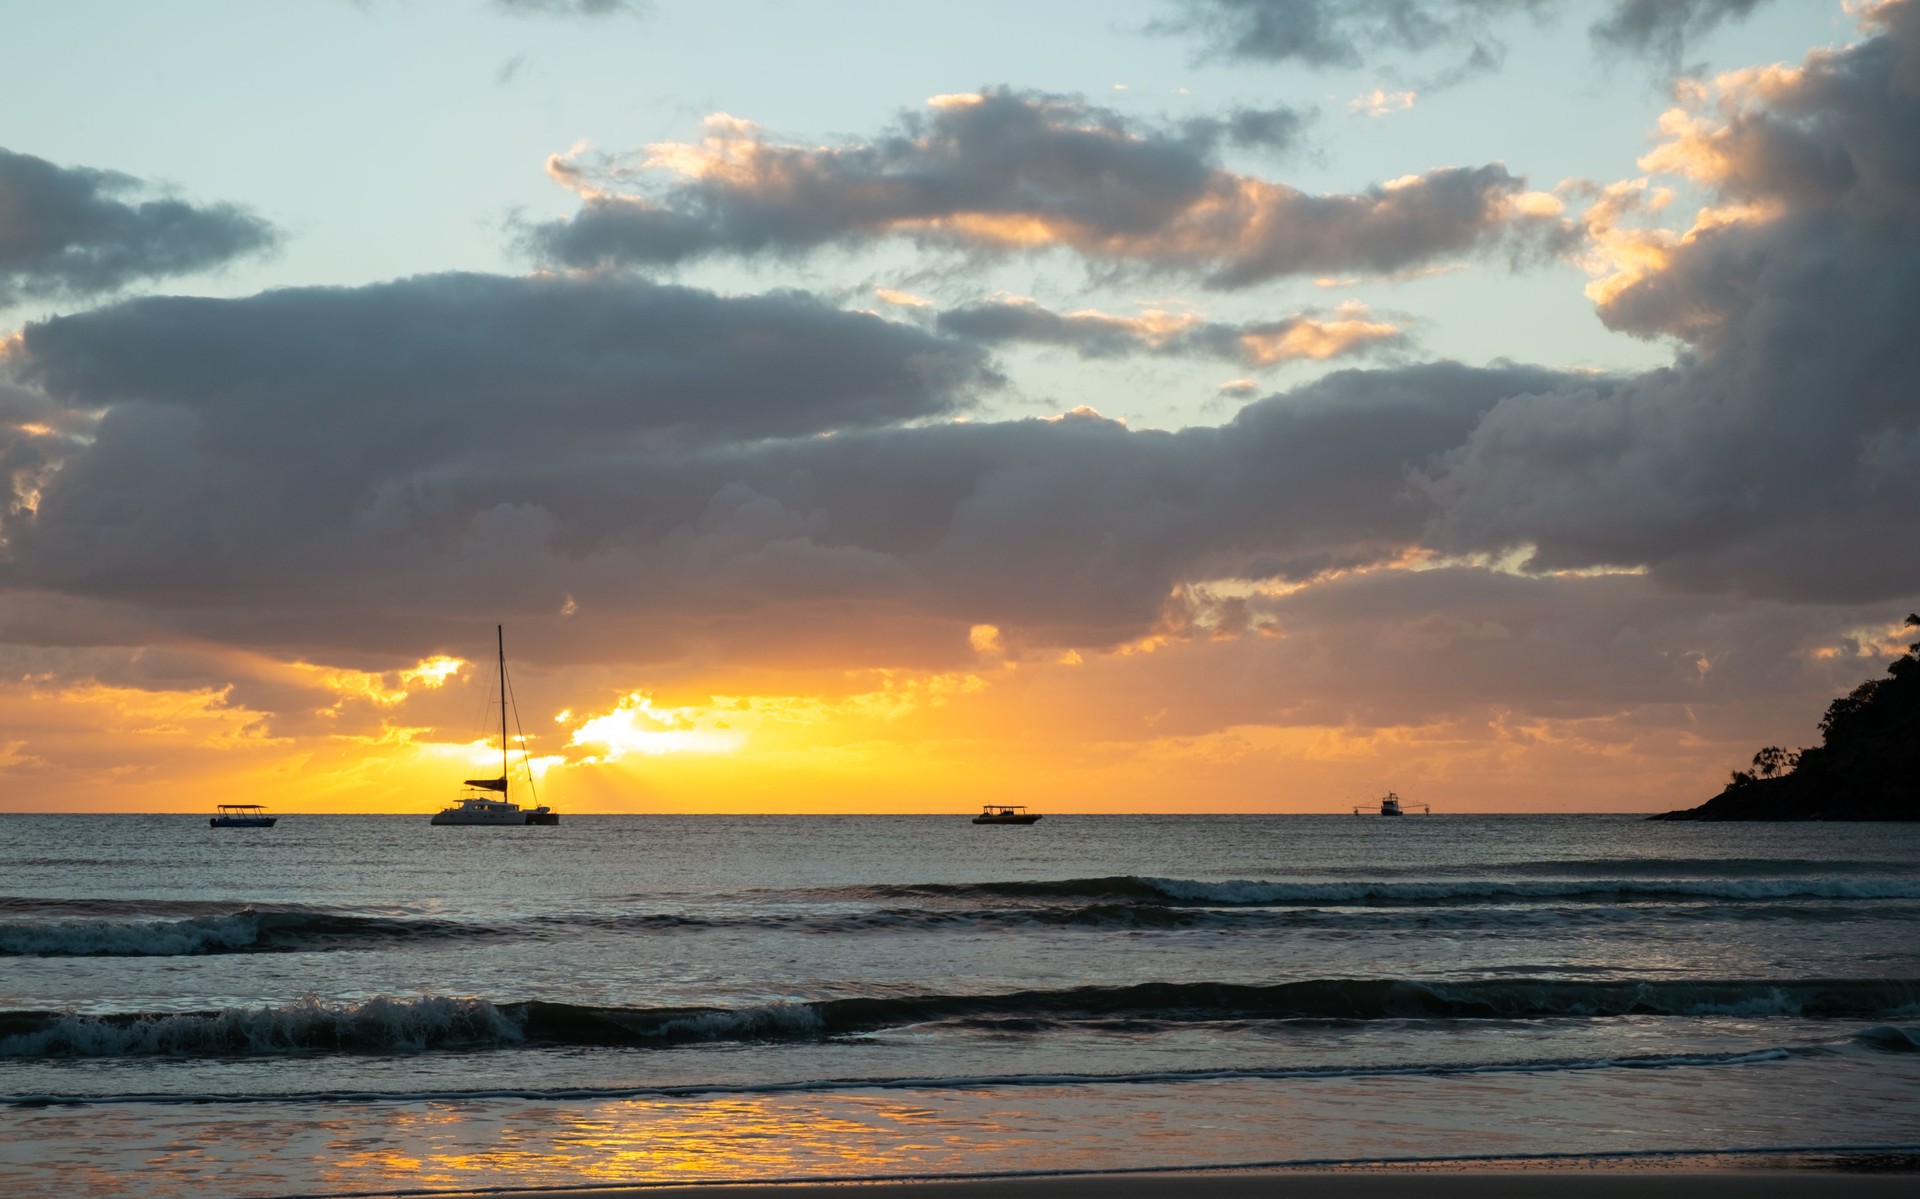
0, 912, 263, 956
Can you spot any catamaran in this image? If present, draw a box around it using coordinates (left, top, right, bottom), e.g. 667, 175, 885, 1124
431, 626, 558, 826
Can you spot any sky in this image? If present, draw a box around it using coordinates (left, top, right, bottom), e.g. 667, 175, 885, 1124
1, 0, 1916, 814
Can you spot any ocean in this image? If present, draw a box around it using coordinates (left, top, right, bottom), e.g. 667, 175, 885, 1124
2, 813, 1917, 1196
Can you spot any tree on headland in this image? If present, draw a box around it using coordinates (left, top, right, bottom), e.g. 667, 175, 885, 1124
1652, 615, 1919, 821
1751, 745, 1797, 779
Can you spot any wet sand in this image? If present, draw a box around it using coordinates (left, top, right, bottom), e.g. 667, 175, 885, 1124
383, 1159, 1920, 1199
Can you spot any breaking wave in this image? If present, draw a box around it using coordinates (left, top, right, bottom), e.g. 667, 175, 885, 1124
6, 977, 1915, 1058
0, 909, 498, 957
860, 875, 1920, 906
557, 900, 1920, 937
1852, 1025, 1920, 1053
10, 873, 1914, 957
0, 996, 522, 1058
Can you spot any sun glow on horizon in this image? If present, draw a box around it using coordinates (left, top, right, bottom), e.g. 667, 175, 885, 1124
569, 691, 749, 759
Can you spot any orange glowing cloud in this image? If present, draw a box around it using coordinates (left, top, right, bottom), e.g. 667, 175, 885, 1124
1580, 58, 1823, 313
1237, 302, 1402, 364
935, 295, 1403, 366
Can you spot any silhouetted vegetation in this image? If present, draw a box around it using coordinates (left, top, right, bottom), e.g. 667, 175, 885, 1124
1652, 615, 1920, 821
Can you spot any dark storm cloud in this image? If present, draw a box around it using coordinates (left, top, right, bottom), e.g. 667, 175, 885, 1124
597, 360, 1572, 642
1425, 1, 1920, 603
3, 271, 988, 615
2, 280, 1579, 666
19, 271, 987, 452
524, 88, 1571, 287
0, 149, 276, 308
935, 297, 1405, 365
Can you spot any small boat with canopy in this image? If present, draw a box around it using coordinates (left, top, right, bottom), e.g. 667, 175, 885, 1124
971, 805, 1042, 825
210, 804, 276, 828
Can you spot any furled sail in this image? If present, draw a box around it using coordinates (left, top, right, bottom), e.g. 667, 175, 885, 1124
463, 775, 509, 792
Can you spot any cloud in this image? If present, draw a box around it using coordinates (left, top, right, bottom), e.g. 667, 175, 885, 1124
1589, 0, 1776, 71
1023, 564, 1897, 739
935, 296, 1405, 365
1161, 0, 1547, 86
0, 148, 277, 307
1182, 104, 1315, 151
1349, 88, 1419, 117
3, 285, 1576, 669
524, 88, 1571, 287
8, 7, 1913, 695
5, 1, 1911, 814
17, 271, 987, 448
1164, 1, 1777, 82
2, 272, 991, 639
1426, 1, 1920, 602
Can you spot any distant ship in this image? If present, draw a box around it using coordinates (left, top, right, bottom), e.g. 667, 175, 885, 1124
210, 804, 275, 828
972, 804, 1042, 825
1354, 790, 1428, 816
432, 626, 558, 827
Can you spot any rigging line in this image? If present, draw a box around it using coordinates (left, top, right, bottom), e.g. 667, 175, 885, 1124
466, 666, 494, 752
503, 661, 540, 809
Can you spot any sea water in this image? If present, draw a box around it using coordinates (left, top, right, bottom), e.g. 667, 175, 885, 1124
1, 814, 1917, 1196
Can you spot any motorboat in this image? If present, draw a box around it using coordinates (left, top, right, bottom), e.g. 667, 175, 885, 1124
210, 804, 276, 828
971, 804, 1042, 825
431, 626, 558, 827
1354, 790, 1428, 816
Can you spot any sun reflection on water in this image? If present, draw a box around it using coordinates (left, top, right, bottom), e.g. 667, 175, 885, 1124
353, 1093, 1044, 1191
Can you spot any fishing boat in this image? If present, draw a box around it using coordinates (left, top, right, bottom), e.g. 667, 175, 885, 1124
431, 626, 558, 827
210, 804, 276, 828
1353, 790, 1428, 816
971, 804, 1042, 825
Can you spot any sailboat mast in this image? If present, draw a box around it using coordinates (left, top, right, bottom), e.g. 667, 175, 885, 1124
497, 624, 508, 800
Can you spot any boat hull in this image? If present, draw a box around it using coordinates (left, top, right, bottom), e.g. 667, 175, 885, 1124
971, 814, 1042, 824
209, 817, 276, 828
431, 810, 528, 826
430, 806, 559, 826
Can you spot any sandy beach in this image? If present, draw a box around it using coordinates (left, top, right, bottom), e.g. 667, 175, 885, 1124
374, 1163, 1920, 1199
